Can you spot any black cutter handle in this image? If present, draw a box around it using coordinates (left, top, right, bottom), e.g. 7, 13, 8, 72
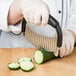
22, 15, 63, 48
22, 18, 27, 33
48, 15, 62, 47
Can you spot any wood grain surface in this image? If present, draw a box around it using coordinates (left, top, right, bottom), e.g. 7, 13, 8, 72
0, 48, 76, 76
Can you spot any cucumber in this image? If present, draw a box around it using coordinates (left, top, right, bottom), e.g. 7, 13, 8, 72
17, 57, 32, 63
8, 63, 20, 70
20, 61, 34, 72
34, 48, 58, 64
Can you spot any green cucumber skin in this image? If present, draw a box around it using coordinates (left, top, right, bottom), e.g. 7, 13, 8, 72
40, 48, 57, 63
8, 63, 20, 70
8, 66, 20, 70
35, 48, 59, 64
20, 67, 34, 72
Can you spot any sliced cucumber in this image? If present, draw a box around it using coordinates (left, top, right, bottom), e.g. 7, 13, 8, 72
8, 63, 20, 70
34, 48, 58, 64
17, 57, 32, 63
20, 61, 34, 72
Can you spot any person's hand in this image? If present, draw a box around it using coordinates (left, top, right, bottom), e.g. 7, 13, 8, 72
21, 0, 50, 25
54, 30, 75, 57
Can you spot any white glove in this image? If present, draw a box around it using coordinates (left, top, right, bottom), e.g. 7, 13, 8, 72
54, 30, 75, 57
21, 0, 50, 25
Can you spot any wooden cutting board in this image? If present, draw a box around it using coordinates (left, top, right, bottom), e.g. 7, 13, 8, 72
0, 48, 76, 76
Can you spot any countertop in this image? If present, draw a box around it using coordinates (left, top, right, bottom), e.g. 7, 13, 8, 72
0, 48, 76, 76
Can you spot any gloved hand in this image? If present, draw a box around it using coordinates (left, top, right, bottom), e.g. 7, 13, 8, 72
21, 0, 50, 25
54, 30, 75, 57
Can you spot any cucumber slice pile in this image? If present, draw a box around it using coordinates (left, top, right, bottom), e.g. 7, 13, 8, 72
8, 63, 20, 70
8, 57, 34, 72
34, 48, 58, 64
8, 48, 59, 72
20, 61, 34, 72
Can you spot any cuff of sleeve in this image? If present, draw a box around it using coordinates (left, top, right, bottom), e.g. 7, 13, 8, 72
9, 22, 22, 34
0, 0, 13, 31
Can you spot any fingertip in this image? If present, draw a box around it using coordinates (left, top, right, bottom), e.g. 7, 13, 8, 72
27, 20, 30, 23
41, 12, 49, 26
59, 48, 65, 58
34, 12, 42, 26
42, 21, 48, 26
60, 55, 64, 58
34, 22, 41, 26
24, 17, 30, 23
54, 54, 58, 57
54, 51, 58, 57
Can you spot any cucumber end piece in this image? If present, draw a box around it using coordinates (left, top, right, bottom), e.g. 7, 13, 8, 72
34, 50, 43, 64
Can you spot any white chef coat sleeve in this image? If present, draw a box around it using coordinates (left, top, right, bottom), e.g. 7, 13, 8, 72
0, 0, 13, 31
0, 0, 21, 32
66, 0, 76, 34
